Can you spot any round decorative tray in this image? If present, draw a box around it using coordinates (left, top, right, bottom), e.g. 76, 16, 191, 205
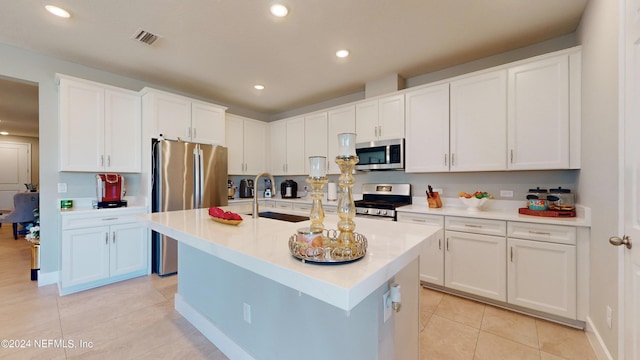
288, 229, 367, 264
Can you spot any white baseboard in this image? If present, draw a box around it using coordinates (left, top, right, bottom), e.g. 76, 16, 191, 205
174, 294, 255, 360
585, 316, 614, 360
37, 270, 58, 287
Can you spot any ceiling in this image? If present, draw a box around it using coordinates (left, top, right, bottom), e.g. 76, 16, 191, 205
0, 0, 588, 138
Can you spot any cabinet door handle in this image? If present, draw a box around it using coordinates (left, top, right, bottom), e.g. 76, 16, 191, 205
112, 232, 116, 243
451, 153, 455, 166
510, 246, 513, 262
193, 127, 197, 139
411, 218, 427, 223
438, 238, 442, 250
444, 154, 447, 167
510, 149, 514, 163
107, 155, 111, 167
100, 155, 104, 167
446, 238, 449, 251
102, 217, 118, 221
105, 232, 109, 245
464, 224, 483, 228
529, 230, 551, 236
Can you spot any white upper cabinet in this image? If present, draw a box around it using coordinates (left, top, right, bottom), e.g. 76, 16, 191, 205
59, 75, 141, 172
404, 47, 581, 173
327, 105, 356, 174
405, 83, 450, 173
304, 112, 328, 175
355, 94, 405, 143
450, 69, 508, 172
142, 88, 226, 145
507, 54, 570, 170
269, 117, 306, 175
191, 100, 226, 145
226, 114, 267, 175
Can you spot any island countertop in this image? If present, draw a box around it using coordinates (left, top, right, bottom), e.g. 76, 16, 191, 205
140, 208, 438, 311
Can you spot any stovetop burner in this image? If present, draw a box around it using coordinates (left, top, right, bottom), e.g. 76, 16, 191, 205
353, 200, 409, 210
355, 183, 411, 220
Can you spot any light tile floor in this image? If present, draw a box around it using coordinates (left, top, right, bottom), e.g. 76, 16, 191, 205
0, 226, 597, 359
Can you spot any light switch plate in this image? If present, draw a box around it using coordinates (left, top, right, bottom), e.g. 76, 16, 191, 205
500, 190, 514, 198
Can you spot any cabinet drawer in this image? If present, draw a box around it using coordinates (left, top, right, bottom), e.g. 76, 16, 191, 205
260, 200, 276, 209
274, 201, 293, 210
324, 206, 337, 215
397, 212, 444, 227
293, 203, 313, 213
62, 209, 146, 230
508, 222, 576, 245
445, 216, 506, 236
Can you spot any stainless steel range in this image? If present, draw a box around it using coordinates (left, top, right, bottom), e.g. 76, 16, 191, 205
354, 183, 412, 221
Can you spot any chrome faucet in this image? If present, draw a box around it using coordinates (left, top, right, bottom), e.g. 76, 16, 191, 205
253, 172, 276, 218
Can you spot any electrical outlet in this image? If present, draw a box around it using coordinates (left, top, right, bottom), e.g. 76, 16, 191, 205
243, 303, 251, 324
58, 183, 67, 193
383, 290, 392, 322
500, 190, 514, 198
606, 306, 612, 328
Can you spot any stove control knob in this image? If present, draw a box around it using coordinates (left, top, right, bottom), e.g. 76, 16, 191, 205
380, 210, 387, 216
376, 209, 381, 215
362, 209, 368, 214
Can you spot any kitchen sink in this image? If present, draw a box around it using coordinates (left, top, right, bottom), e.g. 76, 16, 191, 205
258, 211, 309, 223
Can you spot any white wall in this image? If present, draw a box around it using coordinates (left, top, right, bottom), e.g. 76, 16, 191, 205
576, 0, 620, 357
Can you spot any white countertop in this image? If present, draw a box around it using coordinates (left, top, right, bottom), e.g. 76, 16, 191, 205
139, 209, 437, 311
58, 196, 148, 216
398, 203, 591, 227
233, 196, 591, 227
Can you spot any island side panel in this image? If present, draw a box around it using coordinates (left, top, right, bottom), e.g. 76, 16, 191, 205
176, 242, 420, 360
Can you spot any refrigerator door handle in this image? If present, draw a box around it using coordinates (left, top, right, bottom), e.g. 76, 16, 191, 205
193, 146, 201, 208
195, 146, 205, 208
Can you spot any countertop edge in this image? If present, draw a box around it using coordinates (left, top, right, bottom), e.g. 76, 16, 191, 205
140, 214, 435, 311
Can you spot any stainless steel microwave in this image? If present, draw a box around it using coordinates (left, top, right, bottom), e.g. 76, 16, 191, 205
355, 138, 404, 171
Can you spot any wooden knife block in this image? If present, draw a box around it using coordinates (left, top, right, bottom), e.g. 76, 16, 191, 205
427, 192, 442, 208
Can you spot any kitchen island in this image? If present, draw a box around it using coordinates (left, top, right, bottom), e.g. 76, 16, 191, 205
140, 209, 439, 360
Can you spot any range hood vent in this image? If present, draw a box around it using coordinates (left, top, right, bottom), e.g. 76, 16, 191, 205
131, 28, 160, 45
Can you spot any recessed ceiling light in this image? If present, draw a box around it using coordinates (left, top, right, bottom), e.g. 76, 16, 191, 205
45, 5, 71, 18
336, 49, 350, 58
254, 84, 265, 90
270, 4, 289, 17
0, 131, 9, 136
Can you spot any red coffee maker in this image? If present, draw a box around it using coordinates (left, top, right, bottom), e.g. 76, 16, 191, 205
96, 174, 127, 208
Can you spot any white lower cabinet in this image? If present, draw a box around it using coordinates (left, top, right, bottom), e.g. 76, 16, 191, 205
445, 228, 507, 302
398, 210, 580, 321
60, 209, 149, 295
507, 222, 577, 319
397, 212, 444, 285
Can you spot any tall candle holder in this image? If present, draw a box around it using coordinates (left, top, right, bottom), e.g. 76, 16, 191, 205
306, 156, 328, 232
335, 133, 359, 245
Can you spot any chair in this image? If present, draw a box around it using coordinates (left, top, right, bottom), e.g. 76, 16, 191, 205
0, 193, 39, 240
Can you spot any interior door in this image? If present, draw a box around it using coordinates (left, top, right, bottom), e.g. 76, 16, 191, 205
0, 142, 30, 209
622, 0, 640, 357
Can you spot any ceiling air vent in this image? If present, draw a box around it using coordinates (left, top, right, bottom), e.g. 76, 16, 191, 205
131, 28, 160, 45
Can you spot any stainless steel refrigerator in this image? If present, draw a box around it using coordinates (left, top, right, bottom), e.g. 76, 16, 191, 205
152, 139, 228, 276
